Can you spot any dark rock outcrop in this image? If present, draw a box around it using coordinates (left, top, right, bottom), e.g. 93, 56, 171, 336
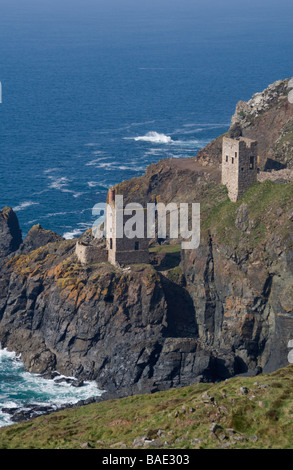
228, 122, 242, 139
19, 224, 64, 255
0, 232, 215, 392
0, 174, 292, 398
0, 207, 22, 258
0, 79, 292, 406
197, 77, 293, 170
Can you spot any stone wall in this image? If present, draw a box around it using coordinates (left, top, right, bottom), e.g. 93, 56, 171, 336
75, 241, 108, 265
115, 249, 150, 265
107, 199, 150, 265
222, 137, 240, 201
222, 136, 257, 202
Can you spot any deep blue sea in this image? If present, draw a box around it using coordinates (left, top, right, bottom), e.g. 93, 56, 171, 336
0, 0, 293, 426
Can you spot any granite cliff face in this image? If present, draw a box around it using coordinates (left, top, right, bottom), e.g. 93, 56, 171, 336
0, 221, 212, 394
0, 79, 292, 399
0, 207, 22, 258
197, 78, 293, 170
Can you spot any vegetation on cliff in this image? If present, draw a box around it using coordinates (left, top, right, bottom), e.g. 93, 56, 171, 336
203, 180, 293, 250
0, 79, 292, 447
0, 364, 292, 449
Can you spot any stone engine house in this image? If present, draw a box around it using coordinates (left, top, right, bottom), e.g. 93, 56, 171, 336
76, 137, 259, 266
222, 136, 258, 202
106, 188, 150, 265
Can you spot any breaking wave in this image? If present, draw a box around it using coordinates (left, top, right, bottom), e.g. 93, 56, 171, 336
13, 201, 40, 212
133, 132, 173, 144
62, 228, 84, 239
0, 348, 102, 427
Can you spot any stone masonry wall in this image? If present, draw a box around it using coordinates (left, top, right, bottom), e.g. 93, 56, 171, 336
75, 241, 108, 265
222, 137, 240, 201
107, 201, 150, 265
222, 136, 257, 202
237, 138, 258, 198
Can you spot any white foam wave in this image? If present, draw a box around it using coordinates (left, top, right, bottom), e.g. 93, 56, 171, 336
48, 176, 70, 191
13, 201, 39, 212
87, 181, 99, 188
43, 168, 59, 174
86, 157, 112, 166
0, 347, 103, 427
0, 347, 21, 362
63, 220, 96, 240
47, 176, 82, 198
63, 228, 84, 239
87, 181, 113, 190
133, 132, 173, 144
117, 165, 145, 171
97, 162, 114, 168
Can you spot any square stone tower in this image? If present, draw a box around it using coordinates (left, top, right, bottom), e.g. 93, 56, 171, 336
222, 136, 258, 202
106, 188, 150, 266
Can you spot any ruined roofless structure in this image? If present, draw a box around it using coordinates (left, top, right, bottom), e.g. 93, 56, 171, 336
76, 137, 258, 266
106, 188, 150, 265
222, 136, 258, 202
75, 188, 150, 266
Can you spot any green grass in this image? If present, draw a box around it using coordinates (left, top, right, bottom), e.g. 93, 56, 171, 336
202, 181, 293, 249
167, 265, 184, 284
149, 244, 181, 254
1, 365, 293, 449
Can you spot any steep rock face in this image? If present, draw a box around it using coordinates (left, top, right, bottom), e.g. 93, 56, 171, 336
0, 80, 292, 397
0, 207, 22, 258
19, 224, 64, 255
197, 78, 293, 170
0, 179, 292, 394
0, 234, 214, 393
181, 226, 293, 376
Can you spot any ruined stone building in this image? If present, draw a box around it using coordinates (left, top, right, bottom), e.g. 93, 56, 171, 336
106, 188, 149, 265
75, 188, 150, 266
75, 230, 107, 265
222, 136, 258, 202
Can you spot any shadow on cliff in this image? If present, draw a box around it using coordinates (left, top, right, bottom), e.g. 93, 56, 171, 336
159, 274, 198, 339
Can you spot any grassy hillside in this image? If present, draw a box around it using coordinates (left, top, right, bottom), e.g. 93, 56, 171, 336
1, 365, 293, 449
203, 181, 293, 244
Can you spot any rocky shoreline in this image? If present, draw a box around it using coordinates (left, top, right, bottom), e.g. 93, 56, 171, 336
0, 78, 292, 425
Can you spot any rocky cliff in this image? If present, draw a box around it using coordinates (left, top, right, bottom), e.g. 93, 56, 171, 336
197, 78, 293, 170
0, 222, 213, 394
0, 79, 292, 401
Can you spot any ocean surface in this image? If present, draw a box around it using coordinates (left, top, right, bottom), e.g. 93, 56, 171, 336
0, 0, 293, 426
0, 348, 102, 427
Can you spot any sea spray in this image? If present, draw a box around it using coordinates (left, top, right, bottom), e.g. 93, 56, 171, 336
0, 347, 103, 427
133, 132, 173, 144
